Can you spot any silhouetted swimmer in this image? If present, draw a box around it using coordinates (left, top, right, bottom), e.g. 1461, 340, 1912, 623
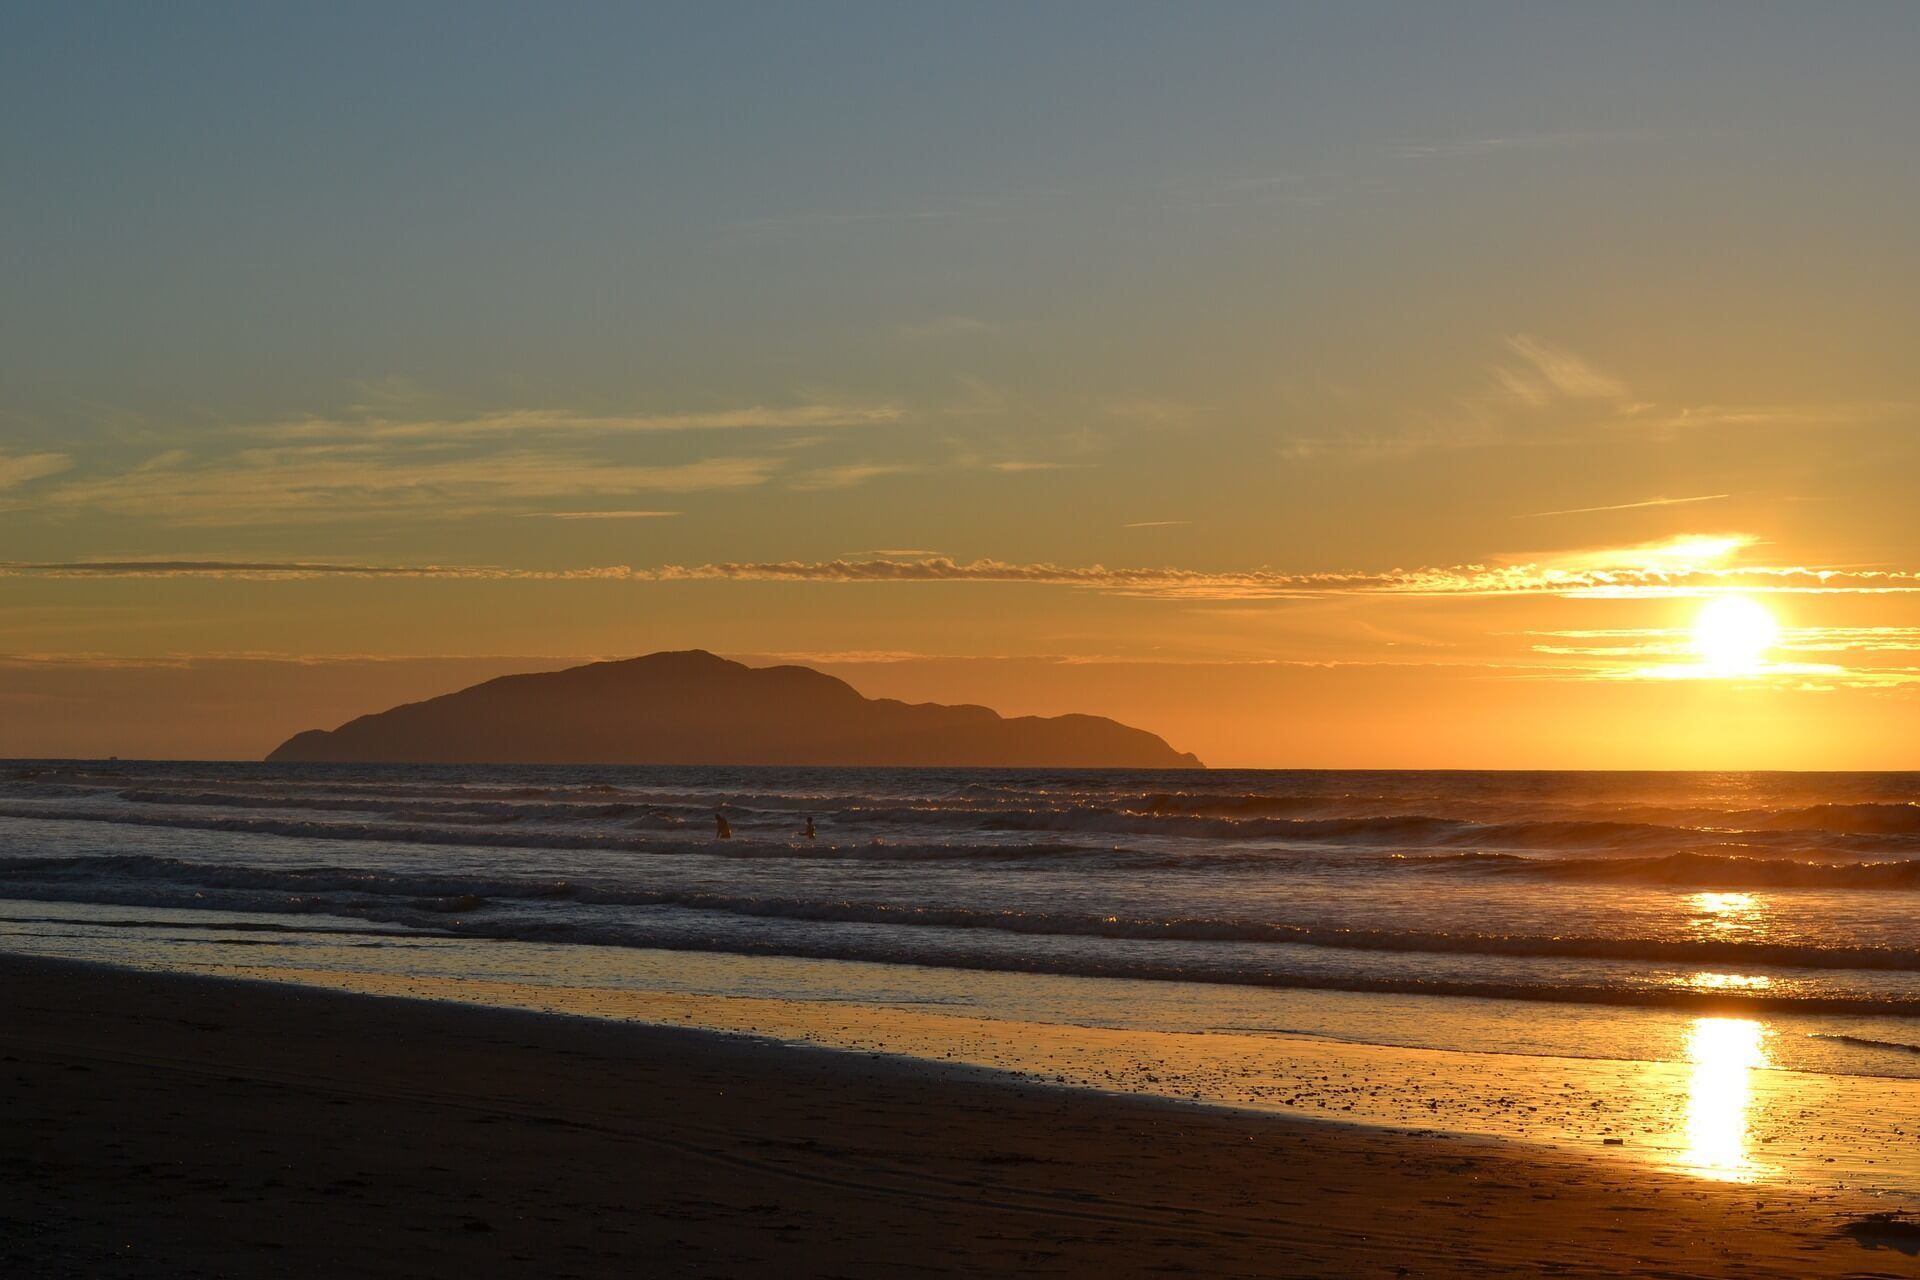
803, 815, 816, 840
714, 809, 731, 840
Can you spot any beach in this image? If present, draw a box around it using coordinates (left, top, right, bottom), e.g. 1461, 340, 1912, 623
7, 762, 1920, 1275
5, 954, 1914, 1279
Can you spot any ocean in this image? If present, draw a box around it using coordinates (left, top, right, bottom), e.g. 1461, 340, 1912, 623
5, 761, 1918, 1189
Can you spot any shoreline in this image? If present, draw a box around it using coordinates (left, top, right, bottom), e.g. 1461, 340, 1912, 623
8, 898, 1919, 1199
6, 953, 1917, 1277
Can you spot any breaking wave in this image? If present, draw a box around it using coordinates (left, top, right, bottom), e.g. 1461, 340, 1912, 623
1401, 849, 1920, 890
6, 762, 1920, 1020
4, 852, 1918, 973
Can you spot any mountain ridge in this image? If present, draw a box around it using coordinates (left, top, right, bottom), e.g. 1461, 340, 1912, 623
267, 650, 1203, 768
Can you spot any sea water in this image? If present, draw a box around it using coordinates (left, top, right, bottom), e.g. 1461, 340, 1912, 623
4, 763, 1917, 1191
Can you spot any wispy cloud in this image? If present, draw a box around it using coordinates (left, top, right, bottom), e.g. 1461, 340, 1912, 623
1524, 532, 1761, 572
0, 452, 73, 490
1279, 336, 1902, 467
40, 450, 780, 526
1387, 131, 1615, 161
0, 561, 498, 580
736, 649, 944, 666
1516, 620, 1920, 689
516, 510, 682, 520
1530, 626, 1920, 659
786, 462, 922, 492
1647, 402, 1910, 433
1770, 627, 1920, 654
1519, 494, 1730, 519
988, 460, 1085, 473
0, 652, 600, 669
9, 534, 1918, 599
255, 402, 904, 442
1497, 335, 1632, 406
1124, 520, 1191, 529
641, 556, 1920, 599
1278, 430, 1485, 465
1276, 336, 1627, 464
7, 394, 920, 525
1591, 661, 1920, 688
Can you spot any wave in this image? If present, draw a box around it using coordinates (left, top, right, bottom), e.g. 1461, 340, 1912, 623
844, 804, 1665, 845
9, 802, 1920, 890
0, 803, 1122, 864
9, 865, 1917, 1017
10, 770, 627, 801
1810, 1033, 1920, 1056
1755, 803, 1920, 836
5, 852, 1919, 973
892, 789, 1920, 839
8, 763, 1919, 1020
14, 771, 1920, 860
0, 908, 449, 940
1600, 800, 1920, 837
19, 777, 828, 813
111, 788, 704, 827
1122, 792, 1354, 819
1480, 850, 1920, 891
827, 803, 1920, 856
401, 929, 1920, 1016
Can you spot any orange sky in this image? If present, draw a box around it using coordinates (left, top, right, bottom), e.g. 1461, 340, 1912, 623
4, 548, 1916, 767
3, 7, 1918, 766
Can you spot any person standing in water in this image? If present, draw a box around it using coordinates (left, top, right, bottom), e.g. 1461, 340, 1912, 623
802, 815, 816, 840
714, 808, 731, 840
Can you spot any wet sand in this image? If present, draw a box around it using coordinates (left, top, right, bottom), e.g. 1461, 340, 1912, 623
186, 955, 1920, 1196
3, 954, 1915, 1278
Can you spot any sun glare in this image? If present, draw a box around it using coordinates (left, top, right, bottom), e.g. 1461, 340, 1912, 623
1678, 1016, 1770, 1181
1692, 596, 1780, 676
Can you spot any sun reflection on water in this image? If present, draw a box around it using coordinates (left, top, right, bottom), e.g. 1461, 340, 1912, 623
1679, 1016, 1770, 1181
1687, 891, 1764, 939
1685, 971, 1772, 992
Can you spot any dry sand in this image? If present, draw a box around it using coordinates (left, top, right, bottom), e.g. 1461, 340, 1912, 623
2, 954, 1915, 1278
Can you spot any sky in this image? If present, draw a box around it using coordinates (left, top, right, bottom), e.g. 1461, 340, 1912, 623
3, 2, 1919, 767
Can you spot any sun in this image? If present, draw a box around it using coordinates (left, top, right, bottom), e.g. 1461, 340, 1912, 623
1692, 596, 1780, 676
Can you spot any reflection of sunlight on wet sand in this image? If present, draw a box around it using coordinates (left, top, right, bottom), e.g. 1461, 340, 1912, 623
16, 905, 1920, 1196
1674, 896, 1775, 1180
1679, 1017, 1770, 1182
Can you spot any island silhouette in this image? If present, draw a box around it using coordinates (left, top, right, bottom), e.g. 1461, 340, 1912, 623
267, 650, 1203, 768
